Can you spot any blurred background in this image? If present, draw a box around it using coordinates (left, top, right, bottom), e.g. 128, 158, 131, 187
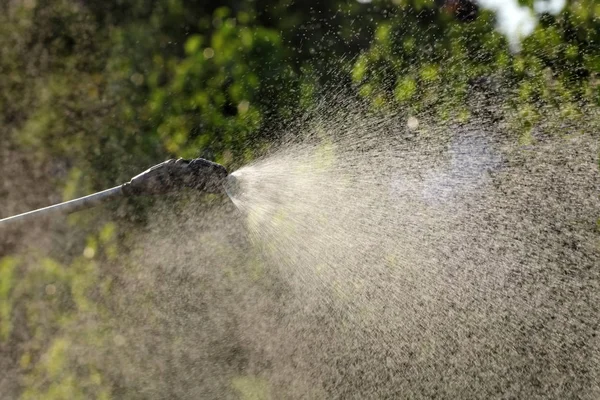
0, 0, 598, 399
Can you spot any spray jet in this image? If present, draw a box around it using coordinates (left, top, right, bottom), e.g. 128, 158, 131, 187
0, 158, 230, 227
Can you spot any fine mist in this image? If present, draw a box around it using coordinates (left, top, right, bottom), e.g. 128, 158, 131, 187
2, 104, 598, 400
224, 106, 599, 398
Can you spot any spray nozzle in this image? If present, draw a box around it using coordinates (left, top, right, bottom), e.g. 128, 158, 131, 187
122, 158, 229, 196
0, 157, 230, 227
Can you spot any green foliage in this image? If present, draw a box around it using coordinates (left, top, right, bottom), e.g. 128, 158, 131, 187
0, 224, 117, 398
145, 8, 300, 164
231, 376, 272, 400
0, 257, 19, 341
350, 0, 599, 135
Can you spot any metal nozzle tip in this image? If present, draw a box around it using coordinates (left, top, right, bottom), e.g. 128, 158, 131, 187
225, 174, 241, 199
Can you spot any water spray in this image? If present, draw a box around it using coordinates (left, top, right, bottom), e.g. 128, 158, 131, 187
0, 158, 229, 227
